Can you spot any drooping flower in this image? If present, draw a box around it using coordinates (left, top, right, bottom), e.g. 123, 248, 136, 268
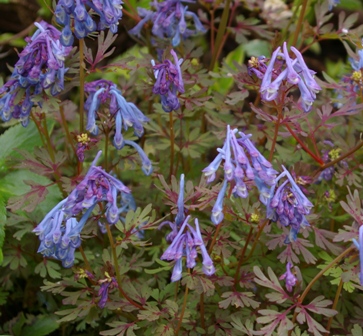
0, 21, 72, 126
55, 0, 123, 46
279, 262, 297, 292
98, 272, 118, 308
84, 80, 153, 175
159, 175, 215, 281
151, 50, 185, 112
352, 225, 363, 285
266, 166, 313, 243
129, 0, 206, 47
202, 125, 278, 224
160, 215, 216, 281
33, 151, 131, 267
253, 42, 322, 112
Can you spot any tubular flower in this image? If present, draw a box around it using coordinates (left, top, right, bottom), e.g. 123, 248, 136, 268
151, 50, 185, 112
33, 151, 131, 267
251, 42, 322, 112
159, 175, 215, 281
160, 215, 216, 282
129, 0, 206, 47
266, 166, 313, 243
0, 21, 72, 126
98, 272, 119, 308
279, 262, 297, 292
55, 0, 123, 46
84, 80, 153, 175
202, 125, 278, 224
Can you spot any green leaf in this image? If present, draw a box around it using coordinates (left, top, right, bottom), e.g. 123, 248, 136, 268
0, 119, 54, 166
0, 196, 5, 264
22, 315, 59, 336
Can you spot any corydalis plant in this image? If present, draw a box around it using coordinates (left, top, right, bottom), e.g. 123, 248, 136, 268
203, 125, 278, 224
159, 174, 215, 281
267, 166, 313, 243
151, 49, 185, 112
55, 0, 123, 46
129, 0, 206, 47
0, 21, 72, 126
33, 151, 130, 267
249, 42, 322, 112
85, 79, 153, 175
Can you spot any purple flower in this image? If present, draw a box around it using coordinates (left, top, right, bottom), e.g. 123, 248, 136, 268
55, 0, 123, 46
129, 0, 206, 47
160, 215, 215, 281
33, 202, 96, 268
151, 50, 185, 113
258, 42, 321, 112
63, 151, 130, 218
202, 125, 278, 222
84, 80, 153, 174
33, 151, 133, 267
0, 21, 71, 126
98, 272, 118, 308
279, 262, 297, 292
267, 166, 313, 243
211, 180, 228, 225
352, 225, 363, 285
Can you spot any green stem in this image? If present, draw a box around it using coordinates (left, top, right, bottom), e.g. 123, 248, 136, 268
42, 115, 67, 198
290, 0, 309, 48
79, 38, 85, 133
105, 223, 144, 310
79, 245, 91, 271
244, 219, 269, 262
199, 293, 206, 331
324, 279, 343, 336
175, 280, 189, 335
209, 0, 231, 71
59, 104, 77, 157
234, 226, 254, 286
290, 246, 354, 331
169, 112, 175, 179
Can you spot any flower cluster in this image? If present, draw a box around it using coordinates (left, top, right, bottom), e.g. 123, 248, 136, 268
159, 174, 215, 281
279, 262, 297, 292
129, 0, 206, 47
33, 200, 96, 268
151, 50, 185, 112
33, 151, 131, 267
251, 42, 322, 112
98, 272, 118, 308
0, 21, 72, 126
55, 0, 123, 46
84, 79, 153, 175
266, 166, 313, 243
203, 125, 278, 224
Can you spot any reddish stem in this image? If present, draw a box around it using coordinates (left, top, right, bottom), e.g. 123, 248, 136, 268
285, 123, 324, 165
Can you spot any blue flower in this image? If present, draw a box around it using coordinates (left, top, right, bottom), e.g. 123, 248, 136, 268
259, 42, 322, 112
55, 0, 123, 46
0, 21, 71, 125
129, 0, 206, 47
279, 262, 297, 292
202, 125, 278, 223
151, 50, 185, 113
33, 151, 135, 267
160, 215, 215, 281
266, 166, 313, 243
